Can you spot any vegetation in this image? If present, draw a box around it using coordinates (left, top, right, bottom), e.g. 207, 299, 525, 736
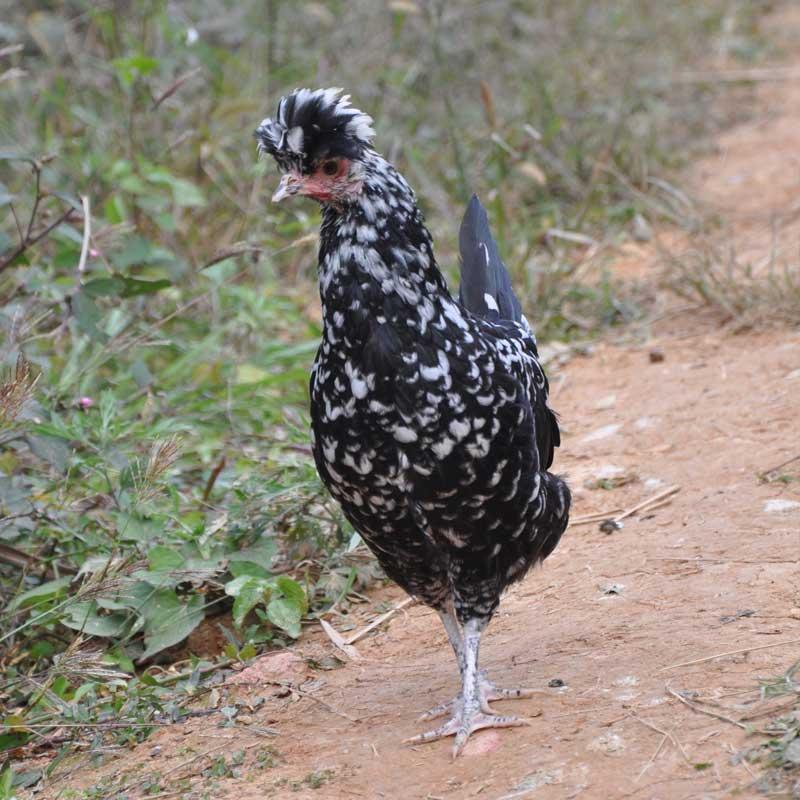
0, 0, 775, 789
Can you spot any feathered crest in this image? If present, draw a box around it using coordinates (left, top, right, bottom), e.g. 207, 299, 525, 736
255, 88, 375, 172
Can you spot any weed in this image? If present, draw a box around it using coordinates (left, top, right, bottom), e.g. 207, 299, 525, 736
659, 230, 800, 327
738, 660, 800, 795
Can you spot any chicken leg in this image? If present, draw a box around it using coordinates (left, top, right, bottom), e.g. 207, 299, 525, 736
407, 617, 530, 757
418, 607, 536, 721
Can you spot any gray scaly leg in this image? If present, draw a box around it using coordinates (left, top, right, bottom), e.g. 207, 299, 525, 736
419, 607, 537, 722
407, 618, 530, 758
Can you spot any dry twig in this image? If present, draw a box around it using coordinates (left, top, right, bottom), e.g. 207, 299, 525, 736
320, 618, 362, 660
346, 597, 417, 645
665, 683, 747, 731
660, 637, 800, 672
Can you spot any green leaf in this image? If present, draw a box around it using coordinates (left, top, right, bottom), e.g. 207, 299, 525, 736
229, 561, 270, 579
82, 277, 125, 297
232, 584, 267, 629
0, 732, 29, 752
0, 765, 13, 798
112, 55, 159, 87
119, 277, 171, 297
60, 601, 128, 638
72, 290, 107, 343
266, 596, 302, 638
131, 359, 153, 389
139, 590, 204, 660
223, 575, 255, 598
239, 643, 257, 660
229, 540, 276, 572
83, 276, 172, 298
148, 545, 184, 572
276, 576, 308, 615
25, 433, 71, 472
225, 576, 270, 629
8, 576, 72, 612
115, 513, 161, 543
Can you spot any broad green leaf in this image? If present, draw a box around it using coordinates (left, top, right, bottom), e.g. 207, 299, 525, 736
239, 643, 257, 660
72, 290, 107, 343
25, 433, 70, 472
83, 276, 171, 298
139, 590, 204, 660
60, 601, 128, 638
115, 513, 161, 543
229, 561, 270, 579
8, 576, 71, 612
0, 765, 13, 797
229, 540, 277, 571
148, 545, 184, 572
224, 575, 256, 597
120, 277, 171, 296
131, 359, 153, 389
82, 277, 126, 297
266, 596, 302, 638
276, 576, 308, 615
232, 579, 269, 629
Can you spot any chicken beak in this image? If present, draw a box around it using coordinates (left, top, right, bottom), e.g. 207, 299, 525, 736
272, 172, 303, 203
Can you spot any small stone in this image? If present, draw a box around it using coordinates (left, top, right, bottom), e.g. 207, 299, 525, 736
588, 732, 626, 755
763, 499, 800, 514
599, 519, 623, 534
649, 349, 665, 363
631, 214, 652, 242
581, 423, 621, 444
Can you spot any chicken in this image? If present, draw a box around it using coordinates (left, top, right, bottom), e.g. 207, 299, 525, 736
255, 88, 571, 757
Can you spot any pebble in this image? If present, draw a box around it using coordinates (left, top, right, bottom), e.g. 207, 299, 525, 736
763, 499, 800, 513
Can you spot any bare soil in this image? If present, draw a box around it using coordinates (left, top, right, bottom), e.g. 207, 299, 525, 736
32, 6, 800, 800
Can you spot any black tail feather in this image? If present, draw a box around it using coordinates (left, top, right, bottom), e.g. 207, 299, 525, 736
458, 194, 523, 323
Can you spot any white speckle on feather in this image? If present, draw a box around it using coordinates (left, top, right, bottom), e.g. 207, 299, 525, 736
285, 126, 304, 153
432, 437, 455, 460
483, 293, 499, 312
350, 375, 368, 399
448, 419, 471, 441
393, 426, 418, 443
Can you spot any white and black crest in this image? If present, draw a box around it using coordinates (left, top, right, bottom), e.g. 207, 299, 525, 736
255, 87, 375, 172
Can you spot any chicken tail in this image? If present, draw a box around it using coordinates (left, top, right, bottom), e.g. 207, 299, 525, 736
458, 194, 523, 323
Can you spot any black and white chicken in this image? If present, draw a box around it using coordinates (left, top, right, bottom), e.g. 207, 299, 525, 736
255, 88, 571, 757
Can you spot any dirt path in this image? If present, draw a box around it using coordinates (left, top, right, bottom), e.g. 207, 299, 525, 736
36, 7, 800, 800
55, 329, 797, 800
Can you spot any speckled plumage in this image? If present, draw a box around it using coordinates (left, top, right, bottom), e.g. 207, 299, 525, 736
256, 89, 571, 753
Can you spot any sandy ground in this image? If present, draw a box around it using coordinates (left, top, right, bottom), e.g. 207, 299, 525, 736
26, 5, 800, 800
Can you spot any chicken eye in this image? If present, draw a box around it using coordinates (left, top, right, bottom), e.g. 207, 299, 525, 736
321, 159, 339, 176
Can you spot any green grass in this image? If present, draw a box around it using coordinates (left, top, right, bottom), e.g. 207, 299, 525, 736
0, 0, 772, 783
